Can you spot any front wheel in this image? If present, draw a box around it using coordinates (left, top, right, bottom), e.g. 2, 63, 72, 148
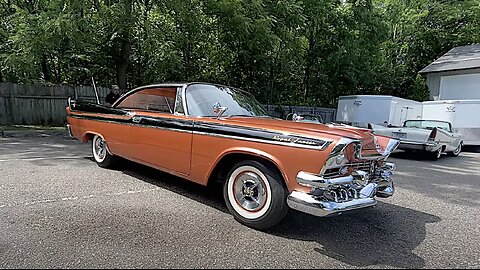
223, 160, 289, 230
92, 135, 117, 168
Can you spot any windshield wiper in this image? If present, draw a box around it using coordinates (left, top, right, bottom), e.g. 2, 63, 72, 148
227, 114, 277, 119
227, 114, 255, 118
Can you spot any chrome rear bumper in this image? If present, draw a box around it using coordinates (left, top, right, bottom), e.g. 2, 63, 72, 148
398, 141, 440, 152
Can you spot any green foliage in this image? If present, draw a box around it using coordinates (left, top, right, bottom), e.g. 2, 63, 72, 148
0, 0, 479, 105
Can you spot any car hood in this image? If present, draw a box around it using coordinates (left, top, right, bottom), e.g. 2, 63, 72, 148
223, 117, 378, 150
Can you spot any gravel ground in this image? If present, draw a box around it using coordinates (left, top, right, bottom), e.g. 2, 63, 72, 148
0, 131, 479, 268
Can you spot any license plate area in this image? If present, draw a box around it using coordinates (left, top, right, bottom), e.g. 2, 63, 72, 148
392, 132, 407, 139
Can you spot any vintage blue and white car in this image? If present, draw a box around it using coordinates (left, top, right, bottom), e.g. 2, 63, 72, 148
372, 120, 463, 160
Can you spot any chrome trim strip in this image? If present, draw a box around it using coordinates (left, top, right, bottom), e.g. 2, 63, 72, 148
181, 84, 188, 116
193, 131, 331, 150
112, 83, 187, 108
68, 114, 333, 150
287, 190, 377, 217
68, 115, 194, 134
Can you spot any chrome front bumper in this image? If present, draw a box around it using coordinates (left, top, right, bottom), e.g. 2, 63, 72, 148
287, 163, 395, 217
287, 186, 378, 217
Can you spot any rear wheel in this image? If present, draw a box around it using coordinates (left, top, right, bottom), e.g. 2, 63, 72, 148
428, 147, 442, 161
448, 143, 462, 157
223, 160, 289, 230
92, 135, 117, 168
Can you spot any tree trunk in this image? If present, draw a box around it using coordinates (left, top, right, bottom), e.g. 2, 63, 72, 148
116, 39, 131, 90
116, 0, 133, 90
41, 54, 52, 82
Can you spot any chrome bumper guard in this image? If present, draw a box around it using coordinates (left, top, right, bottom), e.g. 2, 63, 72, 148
287, 162, 396, 217
66, 124, 74, 139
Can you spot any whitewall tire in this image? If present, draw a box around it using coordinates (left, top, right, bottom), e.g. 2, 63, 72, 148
223, 160, 288, 230
92, 135, 117, 168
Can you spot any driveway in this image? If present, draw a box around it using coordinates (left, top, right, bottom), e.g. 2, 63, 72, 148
0, 131, 479, 268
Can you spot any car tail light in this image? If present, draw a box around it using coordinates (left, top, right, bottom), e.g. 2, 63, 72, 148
428, 128, 437, 141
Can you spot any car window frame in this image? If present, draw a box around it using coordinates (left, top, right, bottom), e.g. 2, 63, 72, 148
113, 86, 185, 116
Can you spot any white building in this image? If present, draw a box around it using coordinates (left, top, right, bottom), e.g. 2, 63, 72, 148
419, 44, 480, 101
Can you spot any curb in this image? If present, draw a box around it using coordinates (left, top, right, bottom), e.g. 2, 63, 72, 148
1, 129, 69, 138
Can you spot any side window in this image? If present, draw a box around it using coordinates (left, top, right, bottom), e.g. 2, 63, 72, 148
117, 88, 176, 113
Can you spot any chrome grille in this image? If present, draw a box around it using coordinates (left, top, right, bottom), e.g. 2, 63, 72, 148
323, 161, 375, 179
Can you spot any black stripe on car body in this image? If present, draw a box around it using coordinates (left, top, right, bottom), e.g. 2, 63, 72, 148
68, 113, 332, 150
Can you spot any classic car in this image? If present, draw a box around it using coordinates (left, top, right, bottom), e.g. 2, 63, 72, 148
66, 82, 399, 229
371, 120, 463, 160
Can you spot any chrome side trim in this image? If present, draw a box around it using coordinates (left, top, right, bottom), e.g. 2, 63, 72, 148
111, 83, 187, 108
68, 115, 193, 134
287, 191, 377, 217
193, 131, 331, 151
69, 114, 333, 150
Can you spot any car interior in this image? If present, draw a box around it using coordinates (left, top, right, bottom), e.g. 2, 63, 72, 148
115, 87, 178, 114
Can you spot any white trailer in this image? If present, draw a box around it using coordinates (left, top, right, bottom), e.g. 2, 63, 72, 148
422, 100, 480, 145
336, 95, 423, 127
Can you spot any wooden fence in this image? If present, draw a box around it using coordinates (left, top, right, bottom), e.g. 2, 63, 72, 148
0, 82, 110, 126
0, 83, 337, 126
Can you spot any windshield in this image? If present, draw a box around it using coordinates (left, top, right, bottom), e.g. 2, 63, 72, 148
185, 84, 268, 117
404, 120, 451, 132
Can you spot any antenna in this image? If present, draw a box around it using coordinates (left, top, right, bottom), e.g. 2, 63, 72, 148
91, 77, 100, 104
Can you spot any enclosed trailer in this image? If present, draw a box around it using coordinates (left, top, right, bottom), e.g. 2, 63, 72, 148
422, 100, 480, 145
336, 95, 423, 127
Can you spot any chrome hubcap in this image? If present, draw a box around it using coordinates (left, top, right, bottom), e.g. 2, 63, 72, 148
454, 145, 461, 155
94, 137, 107, 160
233, 171, 267, 212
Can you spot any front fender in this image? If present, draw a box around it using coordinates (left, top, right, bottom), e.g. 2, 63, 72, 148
207, 147, 291, 186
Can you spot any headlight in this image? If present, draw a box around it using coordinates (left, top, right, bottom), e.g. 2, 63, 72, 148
320, 138, 360, 176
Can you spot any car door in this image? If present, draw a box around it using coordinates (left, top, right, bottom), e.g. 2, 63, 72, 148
115, 87, 193, 175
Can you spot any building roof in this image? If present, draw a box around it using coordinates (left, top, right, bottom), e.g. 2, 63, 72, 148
419, 44, 480, 74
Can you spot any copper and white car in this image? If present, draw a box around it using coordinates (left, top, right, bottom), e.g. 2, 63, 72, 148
372, 120, 463, 160
67, 82, 400, 229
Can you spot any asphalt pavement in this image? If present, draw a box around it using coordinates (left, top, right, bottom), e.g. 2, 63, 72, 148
0, 131, 479, 268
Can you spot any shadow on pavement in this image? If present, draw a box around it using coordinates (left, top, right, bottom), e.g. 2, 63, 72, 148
268, 203, 441, 268
115, 158, 228, 214
463, 145, 480, 153
115, 158, 441, 269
